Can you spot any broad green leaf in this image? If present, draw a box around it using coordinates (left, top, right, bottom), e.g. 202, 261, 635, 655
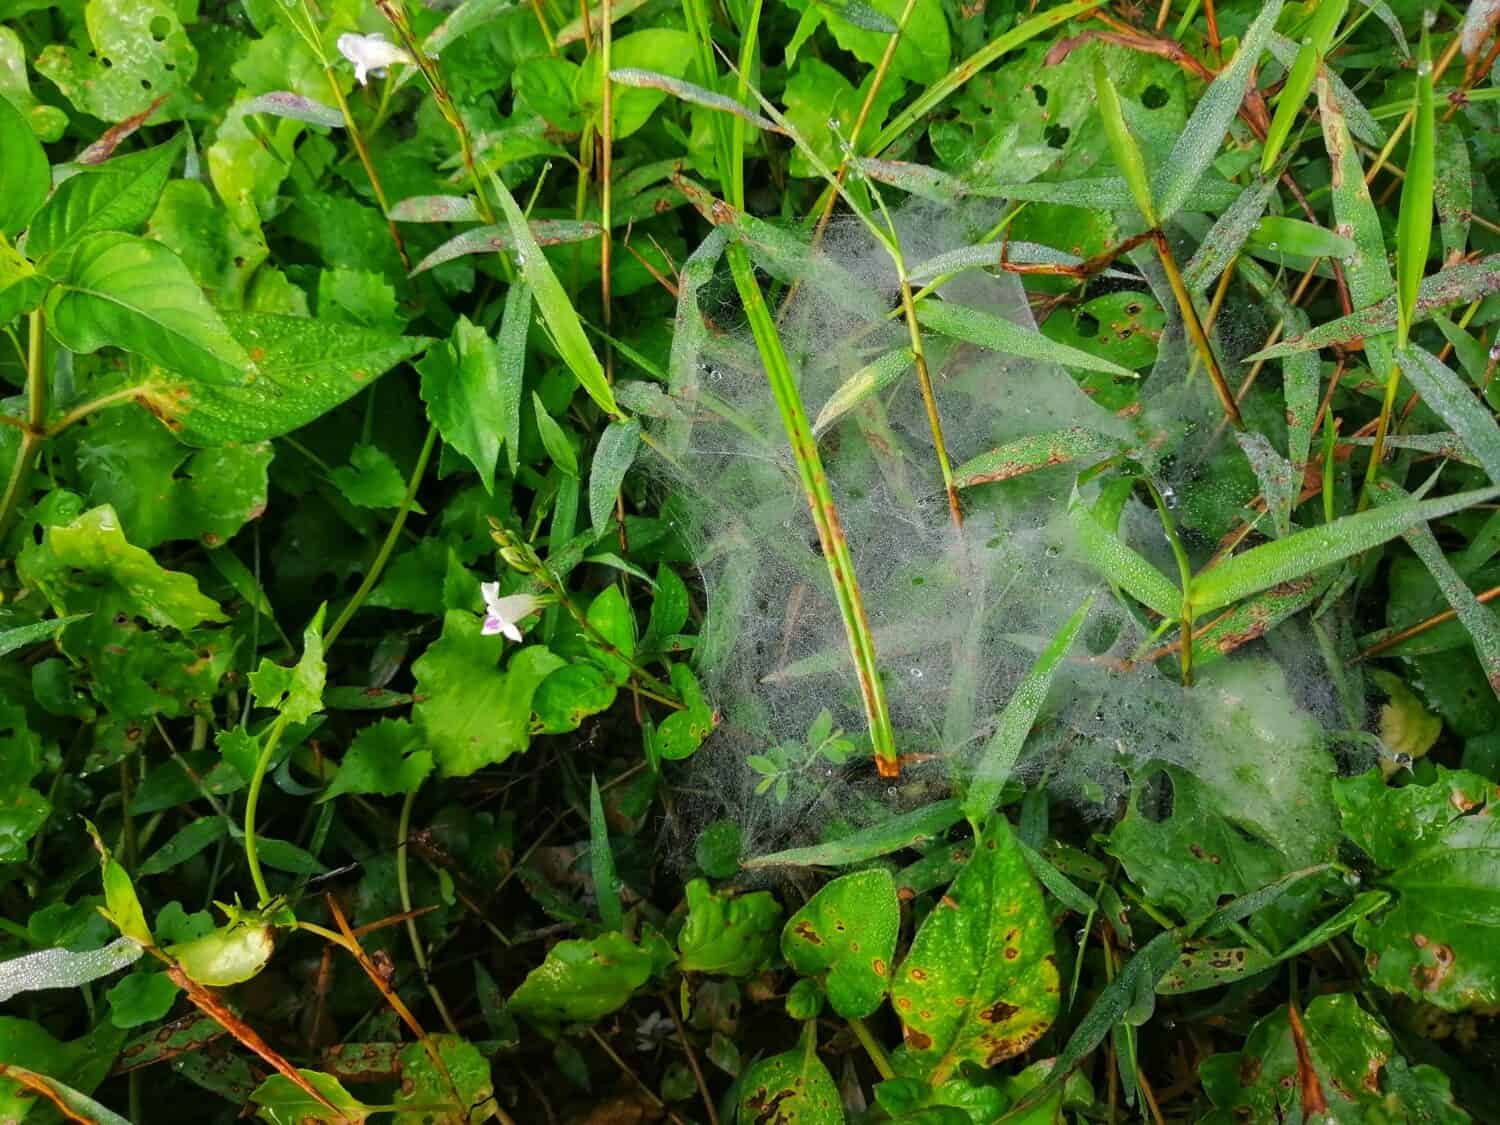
317, 719, 431, 802
0, 937, 144, 1003
1152, 0, 1281, 222
1191, 486, 1500, 613
964, 594, 1092, 826
916, 299, 1136, 378
1396, 347, 1500, 484
251, 1070, 371, 1124
1067, 488, 1180, 619
249, 605, 325, 724
507, 932, 652, 1025
413, 611, 566, 777
393, 1035, 493, 1124
19, 505, 225, 630
744, 800, 965, 868
34, 0, 196, 123
576, 30, 695, 138
781, 869, 898, 1018
677, 878, 782, 975
490, 172, 619, 417
141, 311, 431, 445
738, 1024, 844, 1125
25, 136, 184, 262
418, 316, 506, 494
533, 662, 618, 734
589, 418, 640, 533
139, 817, 229, 876
0, 94, 47, 238
1108, 765, 1288, 923
1200, 994, 1467, 1123
1093, 60, 1154, 225
1395, 32, 1436, 347
328, 443, 413, 510
590, 775, 623, 931
60, 408, 271, 549
1336, 768, 1500, 1010
890, 815, 1058, 1083
48, 233, 251, 386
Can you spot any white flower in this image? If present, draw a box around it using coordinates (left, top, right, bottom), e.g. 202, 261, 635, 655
480, 582, 540, 642
336, 32, 412, 86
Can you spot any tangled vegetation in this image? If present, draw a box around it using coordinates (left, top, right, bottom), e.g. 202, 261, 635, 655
3, 0, 1500, 1120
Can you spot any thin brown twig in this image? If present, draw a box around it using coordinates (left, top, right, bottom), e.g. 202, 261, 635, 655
666, 993, 719, 1125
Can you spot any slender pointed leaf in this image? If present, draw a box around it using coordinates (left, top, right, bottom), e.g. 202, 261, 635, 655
916, 300, 1135, 378
1396, 346, 1500, 483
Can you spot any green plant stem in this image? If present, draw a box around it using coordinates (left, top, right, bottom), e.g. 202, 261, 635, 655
727, 242, 899, 776
847, 1016, 895, 1080
243, 712, 291, 907
43, 382, 151, 437
323, 67, 409, 272
397, 785, 460, 1034
898, 276, 962, 528
1143, 481, 1194, 686
1359, 354, 1404, 510
325, 423, 438, 647
0, 310, 48, 544
538, 567, 683, 704
1152, 231, 1242, 430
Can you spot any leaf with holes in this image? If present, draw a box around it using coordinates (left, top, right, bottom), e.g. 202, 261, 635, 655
781, 870, 899, 1018
889, 815, 1058, 1085
1336, 768, 1500, 1011
35, 0, 197, 124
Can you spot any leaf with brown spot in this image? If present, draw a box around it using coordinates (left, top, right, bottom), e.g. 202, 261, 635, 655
889, 815, 1058, 1085
781, 870, 898, 1019
736, 1023, 844, 1125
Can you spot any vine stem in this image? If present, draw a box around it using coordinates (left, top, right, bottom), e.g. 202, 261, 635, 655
243, 712, 292, 907
847, 1016, 895, 1080
898, 275, 962, 528
0, 310, 48, 544
325, 423, 437, 647
397, 785, 460, 1034
324, 66, 409, 271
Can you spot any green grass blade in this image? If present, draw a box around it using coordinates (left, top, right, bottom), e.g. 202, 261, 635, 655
1316, 68, 1395, 376
1260, 0, 1346, 174
490, 172, 621, 418
1152, 0, 1281, 223
1396, 346, 1500, 483
963, 593, 1094, 828
1249, 252, 1500, 360
812, 347, 913, 435
1435, 120, 1472, 263
1068, 488, 1182, 619
1093, 60, 1155, 226
1236, 257, 1318, 474
916, 299, 1136, 378
1375, 484, 1500, 697
1191, 486, 1500, 614
1394, 32, 1436, 348
954, 427, 1121, 489
1182, 178, 1277, 292
744, 800, 966, 868
590, 775, 623, 931
726, 239, 898, 775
